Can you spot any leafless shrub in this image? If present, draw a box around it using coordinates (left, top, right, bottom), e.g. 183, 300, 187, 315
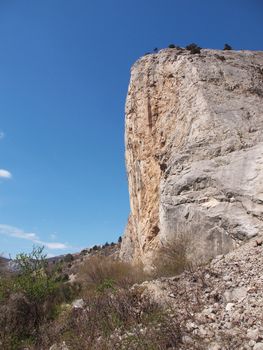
152, 235, 193, 278
39, 288, 185, 350
78, 255, 147, 293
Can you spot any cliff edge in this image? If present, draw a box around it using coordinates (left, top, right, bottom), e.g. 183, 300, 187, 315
120, 48, 263, 266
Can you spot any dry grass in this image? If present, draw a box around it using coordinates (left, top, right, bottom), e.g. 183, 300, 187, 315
152, 235, 193, 278
77, 255, 147, 293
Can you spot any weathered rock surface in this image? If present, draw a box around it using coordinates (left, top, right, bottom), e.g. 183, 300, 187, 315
120, 48, 263, 265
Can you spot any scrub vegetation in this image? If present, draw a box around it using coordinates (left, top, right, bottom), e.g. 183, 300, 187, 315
0, 238, 197, 349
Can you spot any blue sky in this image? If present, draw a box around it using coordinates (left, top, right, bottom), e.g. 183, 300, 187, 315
0, 0, 262, 258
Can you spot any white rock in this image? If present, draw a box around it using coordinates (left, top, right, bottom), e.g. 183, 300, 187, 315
247, 328, 259, 341
68, 273, 76, 283
208, 343, 221, 350
225, 302, 235, 311
49, 342, 69, 350
120, 48, 263, 266
232, 286, 248, 302
224, 286, 247, 303
186, 321, 197, 331
182, 335, 193, 344
72, 298, 84, 309
223, 275, 231, 281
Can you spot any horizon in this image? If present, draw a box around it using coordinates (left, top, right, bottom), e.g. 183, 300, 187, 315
0, 0, 262, 258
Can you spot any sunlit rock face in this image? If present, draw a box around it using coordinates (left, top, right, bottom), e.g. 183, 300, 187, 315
120, 48, 263, 266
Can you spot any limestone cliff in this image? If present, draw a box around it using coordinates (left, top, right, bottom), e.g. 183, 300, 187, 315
120, 48, 263, 266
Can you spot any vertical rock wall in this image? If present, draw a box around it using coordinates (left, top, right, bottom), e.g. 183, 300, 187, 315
120, 48, 263, 266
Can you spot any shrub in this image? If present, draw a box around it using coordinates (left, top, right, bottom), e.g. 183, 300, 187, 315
0, 292, 36, 339
0, 255, 8, 273
0, 272, 14, 301
77, 255, 146, 293
186, 43, 201, 54
118, 236, 122, 243
13, 246, 60, 302
223, 43, 232, 50
152, 235, 192, 278
64, 254, 74, 263
15, 246, 47, 275
0, 246, 79, 348
80, 249, 88, 256
168, 44, 176, 48
96, 278, 116, 293
40, 287, 184, 350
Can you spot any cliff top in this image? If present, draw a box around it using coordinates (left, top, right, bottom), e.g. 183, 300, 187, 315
132, 47, 263, 71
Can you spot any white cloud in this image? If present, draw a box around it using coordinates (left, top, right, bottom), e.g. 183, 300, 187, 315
43, 242, 68, 249
0, 131, 4, 140
0, 224, 69, 250
0, 224, 37, 240
0, 169, 12, 179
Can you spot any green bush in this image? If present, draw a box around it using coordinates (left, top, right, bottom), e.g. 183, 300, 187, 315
186, 43, 201, 54
96, 278, 116, 293
0, 246, 79, 349
223, 43, 232, 50
80, 249, 88, 255
63, 253, 74, 263
13, 246, 59, 302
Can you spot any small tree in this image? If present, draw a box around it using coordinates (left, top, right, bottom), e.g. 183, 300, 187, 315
80, 249, 88, 256
14, 246, 59, 302
168, 44, 176, 48
118, 236, 122, 243
185, 43, 201, 54
223, 43, 232, 50
64, 253, 74, 263
15, 245, 47, 275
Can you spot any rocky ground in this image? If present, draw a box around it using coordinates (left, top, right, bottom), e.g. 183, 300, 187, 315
138, 235, 263, 349
2, 235, 263, 349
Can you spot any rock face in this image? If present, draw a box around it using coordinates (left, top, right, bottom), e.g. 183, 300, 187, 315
120, 48, 263, 266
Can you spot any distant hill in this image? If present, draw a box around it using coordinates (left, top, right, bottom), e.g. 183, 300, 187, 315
0, 256, 10, 272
